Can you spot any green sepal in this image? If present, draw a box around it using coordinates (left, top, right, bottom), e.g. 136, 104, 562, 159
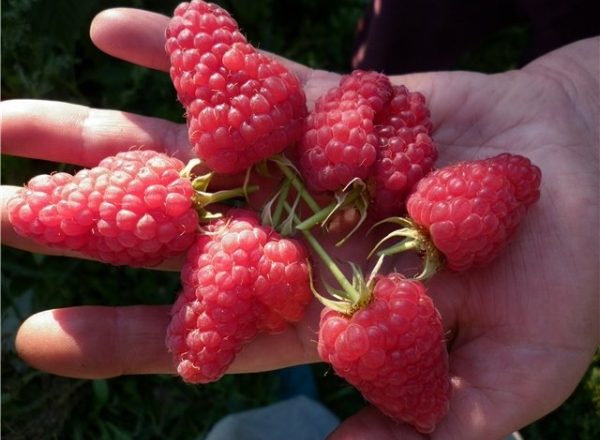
279, 193, 301, 237
367, 216, 444, 280
191, 172, 213, 192
180, 158, 203, 180
328, 179, 370, 246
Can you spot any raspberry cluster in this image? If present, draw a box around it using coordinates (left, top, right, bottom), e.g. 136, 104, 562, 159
8, 0, 543, 435
166, 210, 310, 383
298, 71, 437, 218
299, 70, 392, 192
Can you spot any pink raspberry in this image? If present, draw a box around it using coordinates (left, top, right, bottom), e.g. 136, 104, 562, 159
166, 0, 307, 174
318, 273, 450, 433
406, 153, 541, 271
166, 209, 311, 383
299, 70, 393, 192
7, 150, 198, 267
373, 86, 437, 217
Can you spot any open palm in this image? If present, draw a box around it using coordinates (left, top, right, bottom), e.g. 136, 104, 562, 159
2, 8, 598, 440
331, 37, 599, 440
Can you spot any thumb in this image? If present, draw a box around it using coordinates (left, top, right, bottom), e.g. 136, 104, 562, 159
327, 406, 427, 440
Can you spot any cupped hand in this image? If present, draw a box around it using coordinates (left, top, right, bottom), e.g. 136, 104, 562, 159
1, 8, 598, 440
331, 36, 599, 440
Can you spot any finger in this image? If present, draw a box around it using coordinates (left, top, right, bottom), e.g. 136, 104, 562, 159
326, 379, 486, 440
92, 5, 468, 120
90, 8, 314, 84
15, 306, 174, 379
15, 304, 320, 379
90, 8, 171, 72
0, 99, 190, 167
327, 406, 427, 440
388, 71, 490, 147
0, 99, 271, 189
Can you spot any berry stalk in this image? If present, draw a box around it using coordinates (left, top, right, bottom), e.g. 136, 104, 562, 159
369, 217, 443, 280
273, 155, 321, 214
283, 202, 361, 304
185, 165, 259, 219
272, 156, 379, 310
274, 155, 369, 244
294, 189, 361, 231
191, 184, 258, 208
270, 178, 291, 227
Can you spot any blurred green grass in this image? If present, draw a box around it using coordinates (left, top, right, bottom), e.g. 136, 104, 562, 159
1, 1, 598, 439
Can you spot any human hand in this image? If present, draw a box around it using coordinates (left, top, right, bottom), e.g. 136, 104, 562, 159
2, 7, 598, 440
0, 7, 338, 379
328, 36, 600, 439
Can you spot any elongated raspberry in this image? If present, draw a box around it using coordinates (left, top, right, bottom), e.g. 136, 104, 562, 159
299, 70, 393, 192
166, 209, 311, 383
373, 86, 437, 217
406, 153, 541, 271
318, 273, 450, 433
7, 150, 198, 267
166, 0, 307, 174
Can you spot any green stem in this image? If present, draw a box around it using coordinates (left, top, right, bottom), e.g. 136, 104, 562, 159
284, 202, 360, 302
193, 184, 259, 207
295, 201, 336, 230
296, 188, 363, 231
180, 158, 203, 179
377, 238, 418, 256
271, 179, 291, 227
275, 159, 321, 214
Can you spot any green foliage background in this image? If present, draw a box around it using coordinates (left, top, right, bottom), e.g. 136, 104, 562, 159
2, 1, 598, 439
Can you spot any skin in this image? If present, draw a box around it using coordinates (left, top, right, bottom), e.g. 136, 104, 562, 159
1, 8, 598, 440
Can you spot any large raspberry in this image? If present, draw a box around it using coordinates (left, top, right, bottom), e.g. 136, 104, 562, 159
8, 150, 198, 267
406, 153, 541, 271
299, 70, 393, 192
318, 273, 450, 433
166, 209, 311, 383
166, 0, 307, 174
373, 86, 437, 218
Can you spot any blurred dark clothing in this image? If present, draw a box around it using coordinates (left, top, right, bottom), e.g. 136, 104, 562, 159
353, 0, 599, 74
